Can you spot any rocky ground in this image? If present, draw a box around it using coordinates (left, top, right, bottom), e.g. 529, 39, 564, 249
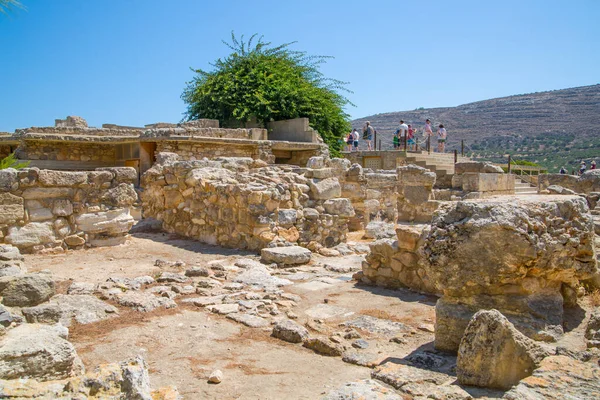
0, 226, 598, 399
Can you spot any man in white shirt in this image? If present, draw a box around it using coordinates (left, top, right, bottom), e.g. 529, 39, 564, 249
398, 120, 409, 149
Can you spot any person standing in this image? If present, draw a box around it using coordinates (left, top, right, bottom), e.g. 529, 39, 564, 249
592, 161, 597, 170
559, 166, 567, 174
393, 129, 400, 149
346, 130, 355, 152
352, 128, 359, 151
423, 119, 434, 151
437, 124, 447, 153
579, 161, 587, 175
398, 120, 409, 150
363, 121, 375, 151
407, 124, 415, 150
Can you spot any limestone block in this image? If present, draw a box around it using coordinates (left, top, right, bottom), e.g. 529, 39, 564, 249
457, 309, 549, 390
100, 183, 138, 207
323, 198, 355, 217
5, 222, 56, 248
585, 308, 600, 348
0, 273, 55, 307
22, 187, 73, 200
308, 178, 342, 200
0, 193, 24, 224
51, 199, 73, 216
455, 161, 503, 174
306, 156, 326, 169
0, 169, 17, 191
0, 323, 83, 381
28, 207, 53, 222
38, 170, 87, 187
277, 209, 297, 226
261, 246, 312, 265
75, 208, 134, 235
97, 167, 138, 184
22, 294, 118, 326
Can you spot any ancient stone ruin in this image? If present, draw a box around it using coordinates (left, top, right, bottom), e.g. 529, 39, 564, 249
0, 116, 598, 399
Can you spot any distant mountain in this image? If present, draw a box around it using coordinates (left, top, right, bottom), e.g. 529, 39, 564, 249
351, 84, 600, 172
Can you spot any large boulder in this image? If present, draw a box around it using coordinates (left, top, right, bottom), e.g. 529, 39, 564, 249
503, 355, 600, 399
22, 294, 118, 326
457, 309, 550, 390
0, 324, 84, 381
0, 273, 55, 307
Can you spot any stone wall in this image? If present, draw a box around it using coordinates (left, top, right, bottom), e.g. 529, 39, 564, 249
16, 140, 117, 162
361, 195, 597, 352
0, 167, 138, 253
343, 151, 408, 171
141, 155, 353, 252
154, 140, 275, 164
538, 170, 600, 194
450, 161, 514, 198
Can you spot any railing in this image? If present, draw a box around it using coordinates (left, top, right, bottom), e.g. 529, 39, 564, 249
493, 156, 547, 186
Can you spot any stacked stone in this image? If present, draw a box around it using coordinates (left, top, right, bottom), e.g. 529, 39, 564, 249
361, 195, 598, 352
141, 155, 353, 252
0, 167, 137, 253
17, 140, 119, 162
155, 140, 275, 164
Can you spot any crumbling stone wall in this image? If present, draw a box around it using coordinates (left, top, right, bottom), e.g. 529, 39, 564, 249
16, 140, 117, 162
361, 195, 597, 351
141, 155, 352, 252
0, 167, 138, 253
154, 140, 275, 164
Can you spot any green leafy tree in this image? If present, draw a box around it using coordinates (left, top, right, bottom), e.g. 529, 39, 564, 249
182, 33, 352, 156
0, 152, 29, 170
0, 0, 24, 14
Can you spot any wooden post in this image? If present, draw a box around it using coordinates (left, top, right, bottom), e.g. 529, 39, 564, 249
454, 150, 458, 164
378, 139, 381, 151
461, 140, 464, 156
507, 155, 512, 174
373, 131, 377, 151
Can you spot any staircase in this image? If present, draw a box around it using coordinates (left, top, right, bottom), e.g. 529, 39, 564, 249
405, 151, 470, 182
514, 177, 538, 195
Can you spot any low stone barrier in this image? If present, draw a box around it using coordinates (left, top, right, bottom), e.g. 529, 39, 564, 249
538, 170, 600, 194
141, 155, 352, 252
0, 167, 138, 253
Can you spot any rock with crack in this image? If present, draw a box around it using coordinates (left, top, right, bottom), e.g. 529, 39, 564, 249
457, 309, 550, 390
272, 320, 309, 343
261, 246, 312, 266
22, 294, 118, 327
0, 324, 84, 381
322, 379, 403, 399
503, 355, 600, 400
0, 273, 55, 307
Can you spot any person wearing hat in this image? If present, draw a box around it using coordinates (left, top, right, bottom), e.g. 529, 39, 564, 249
579, 161, 587, 176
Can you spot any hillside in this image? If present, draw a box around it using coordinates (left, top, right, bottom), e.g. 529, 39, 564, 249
351, 84, 600, 172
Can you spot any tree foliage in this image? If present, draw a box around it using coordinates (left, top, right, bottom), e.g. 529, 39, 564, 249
0, 0, 24, 15
182, 33, 352, 156
0, 152, 29, 170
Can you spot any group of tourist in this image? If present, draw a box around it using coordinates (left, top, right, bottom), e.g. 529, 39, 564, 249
559, 160, 597, 175
345, 119, 448, 153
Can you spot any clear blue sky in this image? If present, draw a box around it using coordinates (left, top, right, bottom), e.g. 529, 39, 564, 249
1, 0, 598, 132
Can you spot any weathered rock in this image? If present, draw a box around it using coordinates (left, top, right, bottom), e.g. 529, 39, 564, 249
0, 273, 55, 307
585, 308, 600, 348
75, 208, 134, 235
208, 369, 223, 384
261, 246, 312, 265
121, 356, 152, 400
503, 355, 600, 400
323, 198, 355, 218
37, 170, 87, 187
0, 244, 25, 277
0, 305, 19, 327
0, 193, 24, 225
457, 309, 550, 390
0, 324, 84, 381
64, 234, 85, 247
272, 320, 309, 343
101, 183, 139, 207
185, 266, 210, 277
67, 281, 96, 295
5, 222, 56, 249
115, 292, 176, 312
309, 178, 342, 200
234, 262, 292, 290
226, 313, 269, 328
303, 337, 345, 356
343, 315, 410, 337
323, 379, 403, 400
156, 272, 188, 283
22, 294, 118, 326
341, 352, 382, 368
364, 221, 396, 240
206, 303, 239, 315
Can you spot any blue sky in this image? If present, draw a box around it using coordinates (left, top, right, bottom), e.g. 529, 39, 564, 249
1, 0, 598, 131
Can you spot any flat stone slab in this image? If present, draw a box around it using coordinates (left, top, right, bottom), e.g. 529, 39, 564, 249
343, 316, 410, 337
234, 265, 292, 291
226, 313, 269, 328
179, 295, 224, 307
323, 379, 403, 400
261, 246, 312, 265
342, 352, 383, 368
294, 281, 334, 292
206, 303, 239, 315
305, 304, 354, 320
22, 294, 118, 326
